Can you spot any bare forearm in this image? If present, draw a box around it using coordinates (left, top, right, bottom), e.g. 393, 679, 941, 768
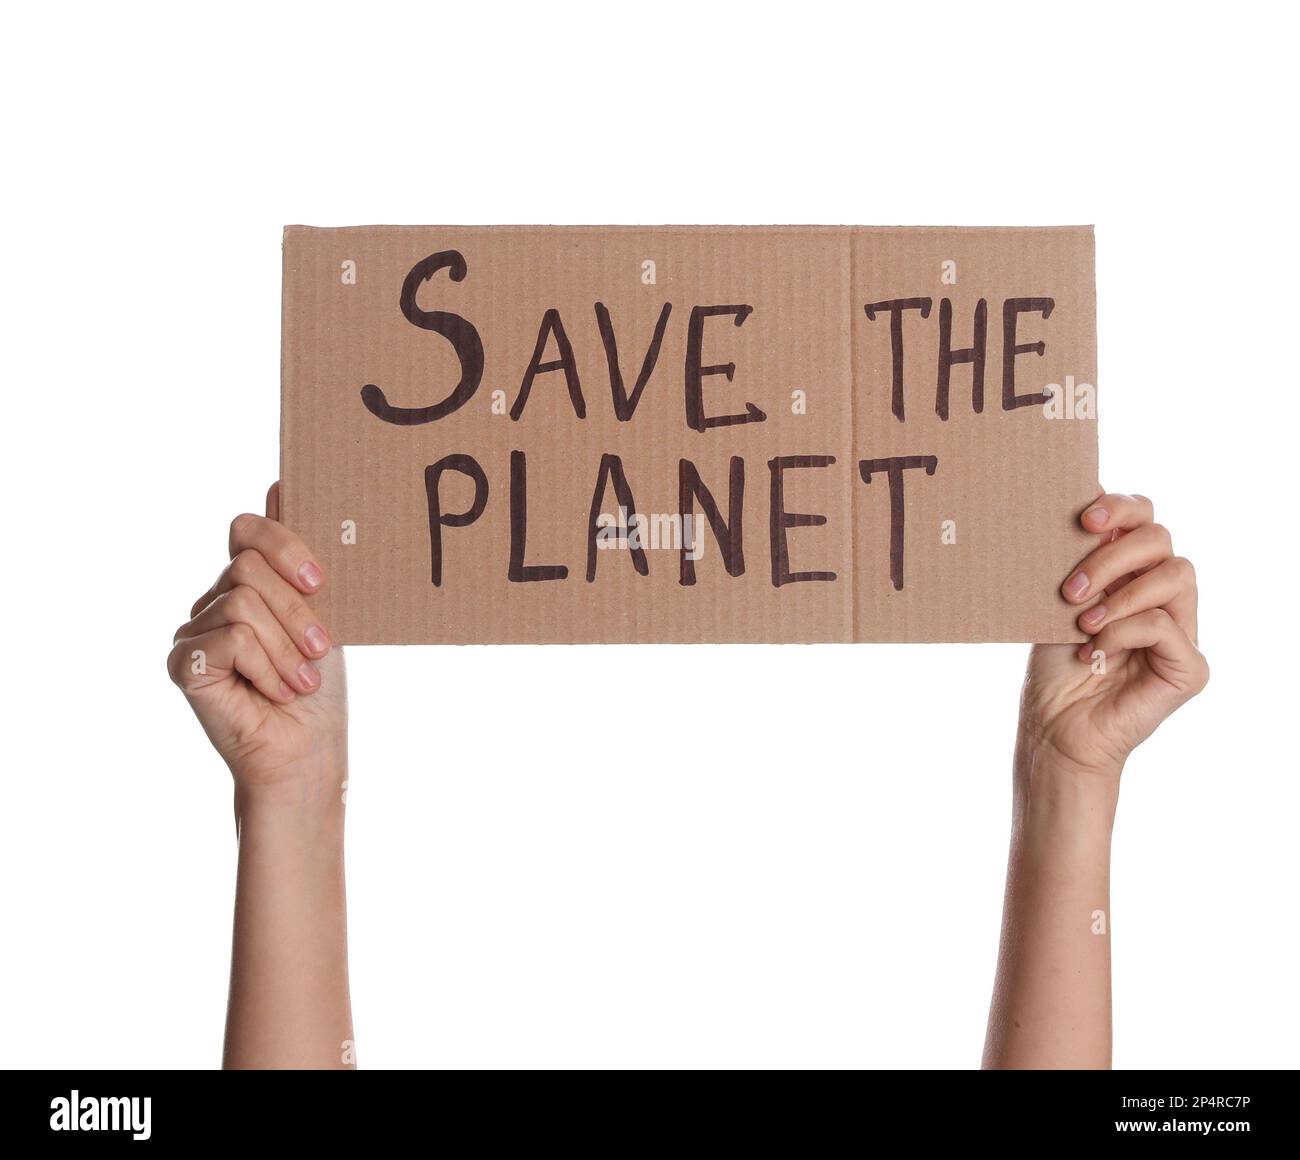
223, 765, 353, 1069
982, 740, 1119, 1069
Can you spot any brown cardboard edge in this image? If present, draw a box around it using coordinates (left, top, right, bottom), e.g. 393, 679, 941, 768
278, 226, 292, 529
284, 223, 1097, 236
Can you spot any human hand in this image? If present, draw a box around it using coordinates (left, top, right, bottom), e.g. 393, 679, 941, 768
168, 482, 346, 798
1019, 493, 1208, 779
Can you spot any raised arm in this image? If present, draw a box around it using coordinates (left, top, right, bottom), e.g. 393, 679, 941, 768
168, 482, 353, 1069
982, 493, 1207, 1069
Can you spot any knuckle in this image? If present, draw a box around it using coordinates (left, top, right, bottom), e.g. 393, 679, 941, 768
1145, 606, 1173, 629
229, 512, 260, 546
1149, 522, 1172, 549
167, 640, 198, 687
229, 548, 262, 586
1170, 555, 1196, 583
227, 621, 256, 652
224, 584, 258, 620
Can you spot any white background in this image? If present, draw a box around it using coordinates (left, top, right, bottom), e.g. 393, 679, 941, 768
2, 2, 1295, 1069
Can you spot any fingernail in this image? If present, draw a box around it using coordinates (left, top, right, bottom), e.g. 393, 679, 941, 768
1083, 507, 1108, 530
1077, 643, 1093, 662
1065, 571, 1090, 599
1081, 603, 1107, 627
297, 661, 320, 691
278, 681, 296, 700
298, 561, 324, 590
304, 624, 330, 655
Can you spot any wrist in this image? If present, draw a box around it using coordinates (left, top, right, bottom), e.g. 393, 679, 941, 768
1015, 719, 1125, 784
233, 789, 346, 874
1013, 739, 1121, 837
233, 752, 348, 831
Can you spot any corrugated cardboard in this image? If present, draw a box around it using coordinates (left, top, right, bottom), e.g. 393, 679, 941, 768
280, 226, 1098, 644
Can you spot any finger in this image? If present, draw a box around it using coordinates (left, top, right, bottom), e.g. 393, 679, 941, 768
1076, 607, 1209, 696
1079, 492, 1155, 536
168, 624, 294, 704
266, 481, 281, 522
1062, 521, 1173, 604
188, 548, 331, 659
1076, 555, 1198, 642
177, 585, 321, 694
227, 512, 323, 594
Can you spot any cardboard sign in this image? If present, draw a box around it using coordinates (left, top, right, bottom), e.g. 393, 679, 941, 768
280, 226, 1098, 644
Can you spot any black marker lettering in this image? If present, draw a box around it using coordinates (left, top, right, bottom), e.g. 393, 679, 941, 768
678, 456, 745, 585
508, 450, 568, 583
510, 308, 586, 421
361, 250, 484, 425
424, 454, 489, 587
864, 297, 932, 422
768, 455, 837, 587
596, 301, 672, 421
684, 305, 766, 432
936, 297, 987, 419
1002, 297, 1055, 410
857, 455, 938, 591
586, 453, 648, 581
